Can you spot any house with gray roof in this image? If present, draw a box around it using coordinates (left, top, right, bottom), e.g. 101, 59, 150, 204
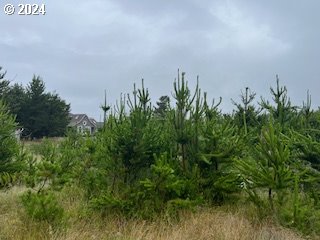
68, 113, 97, 135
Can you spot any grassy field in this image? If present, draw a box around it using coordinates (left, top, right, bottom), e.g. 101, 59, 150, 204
0, 186, 306, 240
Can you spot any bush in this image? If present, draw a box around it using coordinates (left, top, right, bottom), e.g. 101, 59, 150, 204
21, 190, 64, 225
90, 191, 128, 216
131, 154, 197, 218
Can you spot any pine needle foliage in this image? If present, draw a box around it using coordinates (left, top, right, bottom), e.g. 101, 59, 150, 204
1, 70, 319, 236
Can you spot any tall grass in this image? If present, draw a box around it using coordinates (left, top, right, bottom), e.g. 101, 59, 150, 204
0, 186, 305, 240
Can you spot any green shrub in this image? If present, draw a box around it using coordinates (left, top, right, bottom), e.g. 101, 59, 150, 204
278, 176, 320, 236
131, 154, 195, 218
90, 191, 128, 216
21, 190, 64, 224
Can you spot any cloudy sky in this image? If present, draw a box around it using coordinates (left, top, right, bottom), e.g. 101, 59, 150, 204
1, 0, 319, 120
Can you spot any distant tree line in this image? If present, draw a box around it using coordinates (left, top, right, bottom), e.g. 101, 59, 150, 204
0, 67, 70, 139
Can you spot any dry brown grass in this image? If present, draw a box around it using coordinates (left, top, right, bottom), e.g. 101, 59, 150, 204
52, 210, 305, 240
0, 187, 307, 240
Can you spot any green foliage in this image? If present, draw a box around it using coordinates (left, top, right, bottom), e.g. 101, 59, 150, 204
172, 71, 198, 172
97, 80, 169, 188
260, 76, 297, 131
4, 69, 319, 236
278, 176, 320, 236
232, 87, 259, 135
154, 95, 170, 119
200, 117, 243, 203
0, 67, 10, 98
23, 76, 70, 138
21, 136, 87, 192
235, 118, 320, 235
3, 83, 26, 125
58, 131, 89, 186
36, 140, 62, 190
79, 74, 320, 234
136, 154, 189, 216
0, 172, 16, 189
290, 130, 320, 170
90, 192, 127, 216
236, 121, 294, 210
21, 190, 64, 224
89, 154, 197, 219
1, 74, 70, 139
0, 100, 20, 178
165, 198, 196, 220
22, 150, 38, 188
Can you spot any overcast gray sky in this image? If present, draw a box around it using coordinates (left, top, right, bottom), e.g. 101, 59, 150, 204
1, 0, 320, 120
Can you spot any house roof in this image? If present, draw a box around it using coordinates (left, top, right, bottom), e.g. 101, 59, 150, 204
90, 118, 97, 125
68, 113, 97, 127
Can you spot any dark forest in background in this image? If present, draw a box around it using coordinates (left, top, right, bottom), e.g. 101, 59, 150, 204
0, 67, 70, 139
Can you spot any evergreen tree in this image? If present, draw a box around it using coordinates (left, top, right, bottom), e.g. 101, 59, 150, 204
236, 120, 294, 210
46, 93, 71, 137
5, 83, 27, 125
260, 76, 297, 130
0, 67, 10, 98
0, 100, 19, 174
24, 76, 49, 138
232, 87, 259, 135
154, 95, 170, 118
172, 71, 197, 172
20, 76, 70, 138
